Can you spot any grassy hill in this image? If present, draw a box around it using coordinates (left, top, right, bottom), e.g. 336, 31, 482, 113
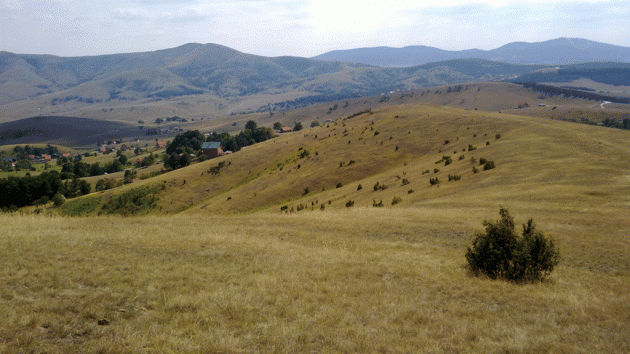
60, 95, 630, 271
2, 95, 629, 352
1, 44, 558, 124
0, 116, 143, 146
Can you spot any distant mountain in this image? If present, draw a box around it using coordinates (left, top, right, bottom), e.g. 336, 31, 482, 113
0, 43, 354, 105
2, 41, 627, 124
312, 38, 630, 67
0, 43, 551, 121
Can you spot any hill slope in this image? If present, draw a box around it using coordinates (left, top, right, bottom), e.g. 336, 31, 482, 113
0, 116, 141, 146
10, 96, 630, 353
0, 45, 552, 123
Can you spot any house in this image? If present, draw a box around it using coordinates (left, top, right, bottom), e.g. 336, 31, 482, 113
281, 127, 293, 133
517, 102, 529, 109
155, 140, 166, 149
201, 142, 223, 158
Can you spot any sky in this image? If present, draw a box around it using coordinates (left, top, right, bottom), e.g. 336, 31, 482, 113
1, 0, 628, 58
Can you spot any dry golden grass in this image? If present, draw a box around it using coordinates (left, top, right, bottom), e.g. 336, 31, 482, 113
0, 211, 628, 353
4, 88, 630, 352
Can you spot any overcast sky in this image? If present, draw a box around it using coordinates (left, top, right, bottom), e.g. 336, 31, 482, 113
1, 0, 628, 58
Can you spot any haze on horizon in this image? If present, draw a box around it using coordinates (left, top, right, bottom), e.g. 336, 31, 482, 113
1, 0, 628, 58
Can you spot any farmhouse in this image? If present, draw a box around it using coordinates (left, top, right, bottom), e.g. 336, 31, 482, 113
517, 102, 529, 109
155, 140, 166, 149
201, 142, 223, 158
280, 126, 293, 133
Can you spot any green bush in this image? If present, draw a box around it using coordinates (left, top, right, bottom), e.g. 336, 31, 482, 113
465, 207, 560, 282
52, 193, 65, 206
101, 184, 164, 216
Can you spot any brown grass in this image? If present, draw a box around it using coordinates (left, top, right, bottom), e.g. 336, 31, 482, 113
3, 88, 630, 352
0, 211, 628, 353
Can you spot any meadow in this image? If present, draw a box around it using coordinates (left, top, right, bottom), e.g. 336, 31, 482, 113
1, 88, 630, 352
1, 209, 629, 353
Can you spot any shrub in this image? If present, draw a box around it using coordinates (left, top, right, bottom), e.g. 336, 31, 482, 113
401, 178, 410, 186
373, 199, 384, 207
429, 177, 440, 185
448, 174, 461, 181
52, 193, 65, 206
373, 182, 387, 191
495, 133, 501, 139
468, 144, 476, 151
100, 184, 163, 216
465, 207, 560, 282
483, 161, 496, 170
336, 183, 342, 188
391, 196, 402, 206
299, 149, 310, 158
357, 184, 363, 191
345, 200, 354, 208
34, 196, 50, 206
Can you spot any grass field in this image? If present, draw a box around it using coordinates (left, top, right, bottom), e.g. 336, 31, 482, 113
2, 91, 630, 352
0, 210, 628, 353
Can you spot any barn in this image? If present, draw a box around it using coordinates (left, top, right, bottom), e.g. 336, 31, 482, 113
201, 142, 223, 158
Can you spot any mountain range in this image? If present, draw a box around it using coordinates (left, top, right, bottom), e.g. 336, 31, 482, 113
1, 38, 629, 123
312, 38, 630, 67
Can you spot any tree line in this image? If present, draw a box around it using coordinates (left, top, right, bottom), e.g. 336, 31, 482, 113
0, 171, 91, 210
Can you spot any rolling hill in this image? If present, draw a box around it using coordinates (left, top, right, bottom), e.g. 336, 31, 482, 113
0, 44, 554, 124
313, 37, 630, 67
0, 116, 142, 146
3, 83, 630, 353
4, 40, 630, 126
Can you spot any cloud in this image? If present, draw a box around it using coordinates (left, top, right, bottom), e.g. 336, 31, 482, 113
0, 0, 628, 57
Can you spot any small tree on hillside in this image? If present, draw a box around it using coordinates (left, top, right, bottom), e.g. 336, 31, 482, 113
245, 120, 258, 131
465, 207, 559, 282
